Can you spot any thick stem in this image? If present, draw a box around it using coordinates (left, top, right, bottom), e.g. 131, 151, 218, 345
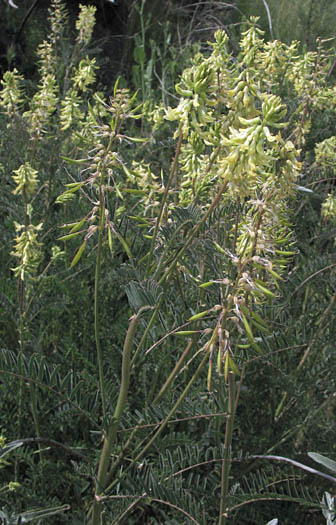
92, 307, 151, 525
219, 372, 236, 525
145, 129, 183, 277
158, 179, 229, 287
153, 339, 193, 405
95, 187, 106, 419
105, 347, 211, 494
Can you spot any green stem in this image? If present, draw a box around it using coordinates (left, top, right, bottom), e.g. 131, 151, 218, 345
131, 295, 163, 366
30, 383, 44, 481
158, 179, 229, 287
219, 372, 236, 525
95, 186, 106, 419
153, 339, 193, 404
105, 347, 210, 493
145, 129, 183, 277
92, 307, 151, 525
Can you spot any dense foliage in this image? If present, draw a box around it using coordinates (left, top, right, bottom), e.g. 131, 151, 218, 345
0, 1, 336, 524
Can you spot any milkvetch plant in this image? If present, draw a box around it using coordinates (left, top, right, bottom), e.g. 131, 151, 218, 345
56, 17, 307, 524
0, 3, 335, 523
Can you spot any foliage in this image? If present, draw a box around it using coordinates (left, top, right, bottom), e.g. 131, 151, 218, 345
0, 2, 335, 524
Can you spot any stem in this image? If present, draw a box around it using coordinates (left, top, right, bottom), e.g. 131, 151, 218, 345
153, 339, 193, 404
95, 184, 106, 419
145, 129, 183, 277
30, 384, 44, 481
158, 179, 229, 287
15, 195, 30, 480
105, 347, 210, 494
131, 294, 164, 366
219, 372, 236, 525
92, 307, 151, 525
297, 292, 336, 370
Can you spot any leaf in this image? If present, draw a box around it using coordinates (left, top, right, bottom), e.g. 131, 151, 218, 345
55, 193, 76, 204
241, 313, 255, 345
275, 249, 297, 256
108, 227, 113, 254
61, 221, 83, 229
121, 188, 147, 195
254, 280, 276, 298
70, 218, 87, 233
126, 279, 161, 311
134, 45, 146, 64
213, 241, 226, 255
241, 313, 263, 354
122, 163, 136, 179
250, 318, 270, 334
113, 76, 120, 97
224, 351, 229, 382
199, 281, 214, 288
122, 135, 149, 143
64, 182, 85, 192
0, 440, 23, 458
228, 356, 240, 376
188, 310, 210, 321
128, 215, 152, 225
61, 155, 87, 164
174, 331, 199, 335
16, 504, 70, 522
115, 232, 132, 259
296, 185, 313, 193
58, 231, 84, 241
308, 452, 336, 475
70, 240, 87, 268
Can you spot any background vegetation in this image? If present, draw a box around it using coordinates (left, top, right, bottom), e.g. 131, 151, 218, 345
0, 1, 336, 524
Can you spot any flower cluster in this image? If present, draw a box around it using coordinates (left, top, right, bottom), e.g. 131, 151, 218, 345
0, 69, 24, 116
76, 5, 97, 46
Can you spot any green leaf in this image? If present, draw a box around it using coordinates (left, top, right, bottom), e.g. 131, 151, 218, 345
199, 281, 215, 288
64, 182, 85, 192
61, 156, 87, 165
0, 440, 23, 458
134, 45, 146, 64
174, 330, 199, 335
188, 310, 210, 321
228, 356, 240, 376
308, 452, 336, 474
70, 240, 87, 268
70, 218, 86, 233
121, 188, 147, 195
250, 318, 270, 334
17, 504, 70, 522
213, 241, 226, 255
128, 215, 152, 225
61, 221, 82, 229
275, 249, 297, 256
241, 313, 263, 354
250, 309, 269, 327
108, 227, 113, 254
241, 313, 255, 345
254, 280, 276, 298
122, 163, 136, 179
122, 135, 149, 143
58, 231, 83, 241
113, 76, 120, 97
296, 185, 313, 193
55, 193, 76, 204
115, 232, 132, 259
241, 305, 269, 332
